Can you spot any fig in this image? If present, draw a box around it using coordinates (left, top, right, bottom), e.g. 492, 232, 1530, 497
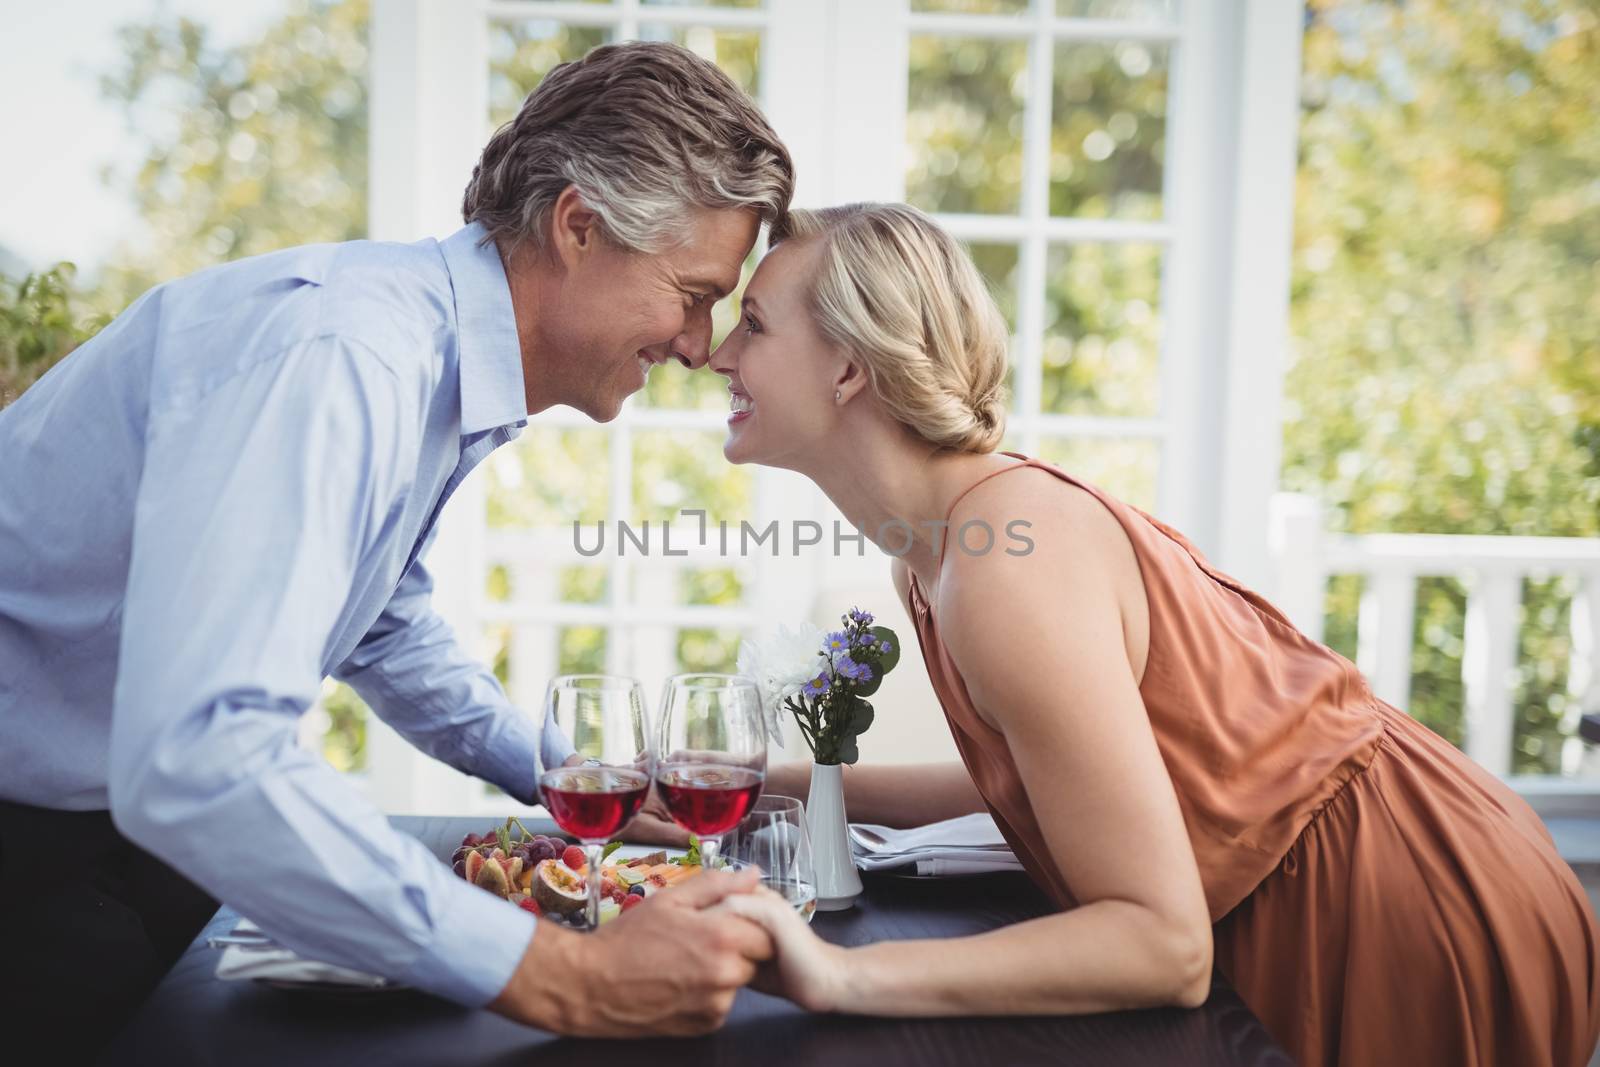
475, 854, 512, 898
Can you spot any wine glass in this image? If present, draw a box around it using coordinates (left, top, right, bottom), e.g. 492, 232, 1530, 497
654, 673, 767, 873
727, 795, 818, 922
537, 674, 652, 928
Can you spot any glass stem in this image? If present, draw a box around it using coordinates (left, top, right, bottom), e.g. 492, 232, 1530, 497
585, 842, 604, 928
700, 835, 720, 873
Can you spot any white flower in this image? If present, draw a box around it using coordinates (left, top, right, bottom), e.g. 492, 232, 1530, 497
737, 622, 828, 750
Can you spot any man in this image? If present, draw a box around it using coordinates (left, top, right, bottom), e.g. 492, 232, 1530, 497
0, 41, 793, 1050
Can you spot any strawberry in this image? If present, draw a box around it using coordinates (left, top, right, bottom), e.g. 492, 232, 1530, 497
620, 894, 643, 912
562, 845, 586, 871
517, 896, 543, 917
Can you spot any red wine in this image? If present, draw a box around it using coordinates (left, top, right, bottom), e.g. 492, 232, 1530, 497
540, 767, 650, 841
656, 764, 765, 837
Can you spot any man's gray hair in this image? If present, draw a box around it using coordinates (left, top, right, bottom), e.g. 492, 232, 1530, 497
462, 41, 795, 254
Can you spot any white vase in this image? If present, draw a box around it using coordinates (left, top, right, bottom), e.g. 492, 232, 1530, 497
805, 762, 862, 911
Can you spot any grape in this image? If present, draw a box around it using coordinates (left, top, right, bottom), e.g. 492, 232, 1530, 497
452, 859, 465, 878
461, 833, 481, 849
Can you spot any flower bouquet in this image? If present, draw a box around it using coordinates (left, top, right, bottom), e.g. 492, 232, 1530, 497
737, 608, 900, 910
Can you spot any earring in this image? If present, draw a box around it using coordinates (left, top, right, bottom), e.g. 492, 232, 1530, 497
835, 391, 842, 401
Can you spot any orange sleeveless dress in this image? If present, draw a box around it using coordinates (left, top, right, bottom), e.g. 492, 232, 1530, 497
906, 453, 1600, 1066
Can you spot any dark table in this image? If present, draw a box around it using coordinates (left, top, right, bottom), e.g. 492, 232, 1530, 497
111, 816, 1291, 1066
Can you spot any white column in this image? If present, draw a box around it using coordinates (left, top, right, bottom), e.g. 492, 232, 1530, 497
1357, 569, 1416, 711
367, 0, 492, 813
368, 0, 490, 242
1212, 0, 1305, 588
1462, 571, 1522, 776
1157, 0, 1239, 550
1268, 491, 1325, 641
763, 0, 834, 208
822, 0, 909, 204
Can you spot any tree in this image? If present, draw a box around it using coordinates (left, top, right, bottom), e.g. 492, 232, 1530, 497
91, 0, 369, 315
1289, 0, 1600, 770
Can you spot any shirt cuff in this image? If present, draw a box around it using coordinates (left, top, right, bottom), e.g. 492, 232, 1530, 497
540, 716, 578, 774
400, 875, 537, 1006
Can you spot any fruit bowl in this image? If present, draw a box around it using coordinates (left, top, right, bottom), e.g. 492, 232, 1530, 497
450, 821, 720, 929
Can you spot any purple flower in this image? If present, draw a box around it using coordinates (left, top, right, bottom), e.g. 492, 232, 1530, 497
852, 630, 877, 647
802, 673, 831, 697
848, 608, 874, 626
878, 640, 894, 654
824, 631, 850, 653
835, 655, 873, 683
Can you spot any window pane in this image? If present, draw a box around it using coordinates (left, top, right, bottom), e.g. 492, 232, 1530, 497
908, 36, 1027, 215
490, 22, 611, 128
913, 0, 1028, 12
632, 430, 753, 524
560, 625, 610, 675
1050, 42, 1167, 219
1041, 242, 1162, 417
678, 628, 743, 673
966, 242, 1021, 333
560, 565, 609, 604
638, 25, 760, 96
1056, 0, 1174, 17
681, 567, 745, 606
1036, 436, 1158, 510
487, 427, 611, 527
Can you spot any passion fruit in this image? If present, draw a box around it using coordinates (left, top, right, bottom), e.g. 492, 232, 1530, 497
531, 858, 588, 917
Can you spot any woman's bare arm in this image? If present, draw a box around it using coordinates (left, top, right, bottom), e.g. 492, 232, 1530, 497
764, 760, 986, 827
728, 481, 1214, 1014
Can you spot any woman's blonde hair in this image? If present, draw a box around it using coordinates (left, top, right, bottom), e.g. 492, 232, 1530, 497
770, 203, 1009, 453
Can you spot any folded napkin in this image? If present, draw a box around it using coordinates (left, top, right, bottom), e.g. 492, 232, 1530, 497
213, 920, 393, 989
849, 813, 1025, 876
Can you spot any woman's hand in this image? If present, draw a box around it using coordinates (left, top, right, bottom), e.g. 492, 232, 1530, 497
718, 888, 850, 1012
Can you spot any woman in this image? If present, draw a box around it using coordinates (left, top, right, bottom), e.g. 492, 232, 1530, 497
705, 202, 1600, 1066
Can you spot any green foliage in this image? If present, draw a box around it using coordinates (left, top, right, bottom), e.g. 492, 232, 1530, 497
1290, 0, 1600, 537
91, 0, 369, 315
1293, 0, 1600, 770
0, 265, 106, 409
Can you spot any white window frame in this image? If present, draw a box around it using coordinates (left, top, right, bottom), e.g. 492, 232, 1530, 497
364, 0, 1306, 813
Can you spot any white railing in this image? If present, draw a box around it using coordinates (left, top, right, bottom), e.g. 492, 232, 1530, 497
1271, 494, 1600, 782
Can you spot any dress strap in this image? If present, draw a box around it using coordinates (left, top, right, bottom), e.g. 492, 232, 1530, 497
937, 452, 1036, 563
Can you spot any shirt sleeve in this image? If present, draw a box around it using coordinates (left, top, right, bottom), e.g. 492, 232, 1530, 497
109, 335, 533, 1006
332, 554, 575, 801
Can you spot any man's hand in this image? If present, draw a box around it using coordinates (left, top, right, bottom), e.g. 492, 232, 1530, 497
489, 867, 773, 1036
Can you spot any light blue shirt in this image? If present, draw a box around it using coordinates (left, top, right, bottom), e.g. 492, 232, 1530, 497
0, 223, 567, 1006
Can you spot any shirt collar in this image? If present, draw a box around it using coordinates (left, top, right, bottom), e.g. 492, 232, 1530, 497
439, 222, 529, 436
